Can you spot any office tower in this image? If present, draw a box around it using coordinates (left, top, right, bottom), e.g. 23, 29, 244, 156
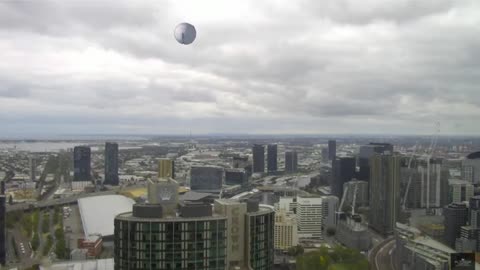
284, 151, 298, 173
214, 199, 275, 270
267, 144, 278, 172
343, 180, 369, 208
190, 166, 223, 192
274, 209, 298, 250
0, 196, 5, 265
225, 169, 246, 186
73, 146, 91, 182
443, 202, 468, 248
158, 158, 175, 179
328, 140, 336, 161
321, 148, 329, 161
331, 157, 356, 199
462, 151, 480, 184
0, 182, 4, 195
104, 142, 119, 186
252, 144, 265, 173
369, 154, 401, 236
448, 179, 474, 204
297, 196, 324, 239
322, 196, 339, 229
357, 143, 393, 181
29, 156, 36, 182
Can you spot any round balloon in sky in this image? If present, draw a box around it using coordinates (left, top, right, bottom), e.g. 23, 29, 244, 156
174, 23, 196, 45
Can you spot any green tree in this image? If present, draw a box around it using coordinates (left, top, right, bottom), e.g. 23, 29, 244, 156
42, 213, 50, 233
326, 227, 336, 237
8, 195, 13, 205
31, 233, 40, 251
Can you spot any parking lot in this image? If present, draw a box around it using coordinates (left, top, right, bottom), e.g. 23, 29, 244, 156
63, 205, 85, 251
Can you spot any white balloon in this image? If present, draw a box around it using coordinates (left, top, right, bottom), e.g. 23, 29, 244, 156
174, 23, 196, 45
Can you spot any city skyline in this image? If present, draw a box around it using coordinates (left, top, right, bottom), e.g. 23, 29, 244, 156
0, 0, 480, 136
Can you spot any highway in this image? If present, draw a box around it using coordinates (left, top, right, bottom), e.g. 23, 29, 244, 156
369, 237, 396, 270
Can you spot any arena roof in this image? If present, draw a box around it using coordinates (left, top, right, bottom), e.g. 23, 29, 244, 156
78, 195, 134, 238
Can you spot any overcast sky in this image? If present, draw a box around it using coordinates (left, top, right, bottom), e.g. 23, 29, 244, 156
0, 0, 479, 136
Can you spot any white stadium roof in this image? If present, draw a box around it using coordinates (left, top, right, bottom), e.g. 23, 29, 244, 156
78, 195, 134, 238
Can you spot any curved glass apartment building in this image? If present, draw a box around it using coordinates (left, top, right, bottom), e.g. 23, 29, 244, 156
114, 204, 227, 270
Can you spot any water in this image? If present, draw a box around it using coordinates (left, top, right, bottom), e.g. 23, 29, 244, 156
0, 142, 142, 153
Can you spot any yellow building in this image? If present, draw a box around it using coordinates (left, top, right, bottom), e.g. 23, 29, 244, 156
158, 158, 175, 178
274, 209, 298, 250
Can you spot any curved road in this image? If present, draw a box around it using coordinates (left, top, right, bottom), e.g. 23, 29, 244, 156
369, 237, 396, 270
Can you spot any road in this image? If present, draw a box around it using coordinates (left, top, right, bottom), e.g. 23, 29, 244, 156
11, 228, 35, 269
369, 237, 396, 270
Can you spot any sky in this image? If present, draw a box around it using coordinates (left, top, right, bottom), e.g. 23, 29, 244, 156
0, 0, 479, 136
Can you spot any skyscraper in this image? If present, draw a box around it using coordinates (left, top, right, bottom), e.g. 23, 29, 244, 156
357, 143, 393, 181
443, 202, 468, 248
448, 179, 474, 204
158, 158, 175, 179
190, 166, 223, 192
267, 144, 278, 172
369, 154, 401, 236
73, 146, 91, 182
285, 151, 298, 173
0, 195, 5, 266
331, 157, 356, 199
225, 169, 247, 186
328, 140, 336, 160
104, 142, 119, 186
274, 209, 298, 250
252, 144, 265, 173
462, 151, 480, 184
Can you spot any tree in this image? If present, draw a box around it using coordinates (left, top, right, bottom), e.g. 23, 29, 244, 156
287, 245, 304, 256
42, 213, 50, 233
31, 233, 40, 251
326, 227, 336, 237
8, 195, 13, 205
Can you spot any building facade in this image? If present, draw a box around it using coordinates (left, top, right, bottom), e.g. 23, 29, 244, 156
342, 180, 369, 208
225, 169, 246, 186
190, 166, 223, 192
328, 140, 336, 161
267, 144, 277, 173
104, 142, 119, 186
443, 202, 468, 248
284, 151, 298, 173
158, 158, 175, 179
74, 146, 91, 182
274, 210, 298, 250
462, 151, 480, 184
252, 145, 265, 173
357, 143, 393, 182
331, 157, 355, 199
296, 196, 323, 239
321, 196, 339, 230
448, 179, 474, 204
0, 195, 5, 265
369, 154, 401, 236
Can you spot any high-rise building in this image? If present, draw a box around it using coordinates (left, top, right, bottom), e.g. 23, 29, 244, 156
158, 158, 175, 179
331, 157, 356, 199
448, 179, 474, 204
462, 151, 480, 184
417, 159, 447, 208
284, 151, 298, 173
147, 179, 179, 214
252, 144, 265, 173
232, 156, 249, 169
274, 209, 298, 250
322, 196, 339, 230
357, 143, 393, 181
267, 144, 277, 172
104, 142, 119, 186
470, 196, 480, 229
369, 154, 401, 236
225, 169, 247, 186
73, 146, 91, 182
214, 199, 275, 270
328, 140, 336, 161
297, 196, 323, 239
0, 195, 5, 266
190, 166, 223, 192
114, 181, 275, 270
29, 156, 36, 182
443, 202, 468, 248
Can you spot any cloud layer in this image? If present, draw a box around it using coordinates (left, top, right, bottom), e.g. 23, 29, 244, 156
1, 0, 480, 136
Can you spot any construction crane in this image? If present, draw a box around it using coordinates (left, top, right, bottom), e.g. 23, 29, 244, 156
338, 184, 349, 213
402, 122, 440, 211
